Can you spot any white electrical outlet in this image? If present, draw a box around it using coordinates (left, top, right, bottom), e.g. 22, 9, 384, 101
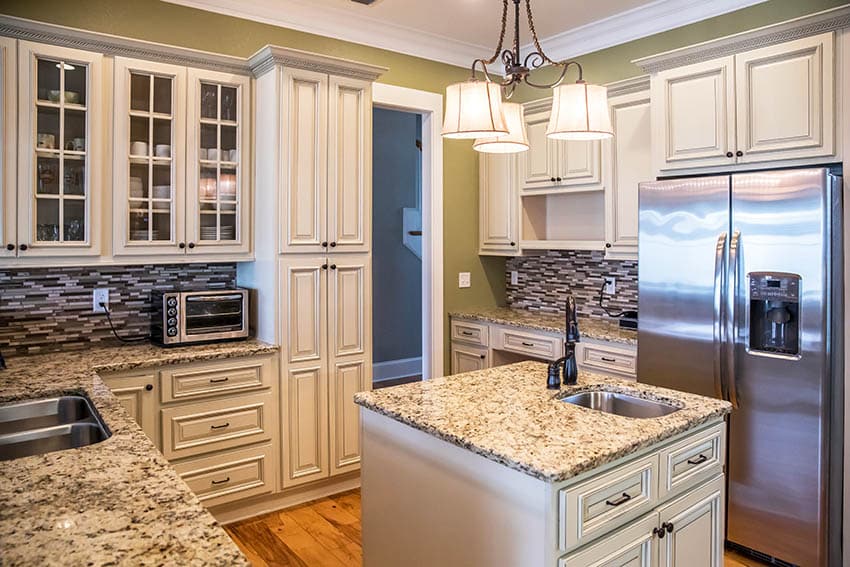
458, 272, 471, 288
510, 270, 519, 285
603, 277, 616, 295
93, 288, 109, 313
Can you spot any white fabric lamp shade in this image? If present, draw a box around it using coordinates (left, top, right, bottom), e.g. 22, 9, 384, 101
546, 82, 613, 140
473, 102, 529, 153
442, 80, 508, 139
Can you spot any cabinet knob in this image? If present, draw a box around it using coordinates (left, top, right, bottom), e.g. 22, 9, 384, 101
663, 522, 674, 533
510, 241, 516, 247
322, 264, 328, 270
550, 177, 556, 182
605, 243, 612, 248
330, 241, 337, 248
178, 242, 186, 249
479, 354, 486, 359
321, 241, 328, 248
736, 150, 744, 157
5, 243, 14, 251
19, 244, 27, 251
556, 177, 562, 182
145, 384, 153, 391
330, 264, 337, 270
726, 151, 733, 158
653, 527, 666, 539
188, 242, 196, 249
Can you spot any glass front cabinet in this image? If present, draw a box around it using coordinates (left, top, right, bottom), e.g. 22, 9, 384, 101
0, 37, 16, 258
16, 41, 103, 257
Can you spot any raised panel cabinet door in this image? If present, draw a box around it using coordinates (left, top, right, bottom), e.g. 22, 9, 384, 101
451, 344, 489, 374
281, 68, 328, 254
280, 256, 327, 365
329, 358, 368, 475
112, 57, 186, 257
328, 76, 370, 253
651, 56, 736, 172
735, 32, 834, 163
0, 37, 16, 258
103, 372, 159, 447
605, 89, 651, 260
556, 139, 603, 189
521, 108, 559, 192
17, 41, 104, 257
328, 254, 370, 359
283, 363, 330, 487
559, 512, 658, 567
479, 152, 519, 255
657, 475, 724, 567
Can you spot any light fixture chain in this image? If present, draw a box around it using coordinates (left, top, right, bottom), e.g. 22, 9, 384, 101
471, 0, 509, 78
523, 0, 557, 66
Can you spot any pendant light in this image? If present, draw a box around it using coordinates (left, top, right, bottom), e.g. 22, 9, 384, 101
547, 82, 613, 140
473, 102, 529, 153
442, 80, 508, 139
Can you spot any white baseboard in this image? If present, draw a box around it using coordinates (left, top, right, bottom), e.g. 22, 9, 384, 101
373, 356, 423, 382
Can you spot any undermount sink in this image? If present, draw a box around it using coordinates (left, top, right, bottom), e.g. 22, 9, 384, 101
0, 396, 110, 460
560, 390, 680, 419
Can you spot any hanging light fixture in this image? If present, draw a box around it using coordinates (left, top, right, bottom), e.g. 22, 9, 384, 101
473, 102, 529, 153
442, 0, 613, 152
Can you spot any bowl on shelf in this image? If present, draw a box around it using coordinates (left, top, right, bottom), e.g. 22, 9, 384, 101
64, 91, 81, 104
48, 90, 61, 103
152, 185, 171, 199
154, 144, 171, 158
130, 141, 149, 156
129, 177, 144, 198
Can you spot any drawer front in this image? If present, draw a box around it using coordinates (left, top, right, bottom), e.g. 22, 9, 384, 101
578, 342, 637, 377
160, 356, 273, 403
161, 392, 273, 460
174, 443, 274, 508
559, 512, 658, 567
450, 319, 489, 347
496, 327, 563, 360
660, 423, 725, 499
559, 453, 659, 552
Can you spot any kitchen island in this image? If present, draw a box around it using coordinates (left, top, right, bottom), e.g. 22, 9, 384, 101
0, 340, 277, 566
355, 361, 732, 566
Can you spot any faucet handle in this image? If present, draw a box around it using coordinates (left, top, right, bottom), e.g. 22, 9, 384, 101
547, 359, 563, 389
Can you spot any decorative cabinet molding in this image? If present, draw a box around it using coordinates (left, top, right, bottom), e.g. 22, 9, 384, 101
478, 152, 519, 256
0, 36, 15, 257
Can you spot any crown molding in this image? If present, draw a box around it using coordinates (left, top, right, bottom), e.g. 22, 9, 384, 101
0, 14, 252, 75
249, 45, 387, 80
605, 75, 651, 96
633, 4, 850, 73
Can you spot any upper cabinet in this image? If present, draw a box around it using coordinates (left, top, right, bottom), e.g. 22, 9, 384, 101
16, 41, 103, 258
0, 37, 15, 258
650, 31, 837, 174
479, 152, 519, 256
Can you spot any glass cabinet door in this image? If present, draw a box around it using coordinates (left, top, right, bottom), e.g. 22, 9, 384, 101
0, 37, 16, 259
186, 68, 250, 255
17, 42, 102, 257
113, 58, 185, 256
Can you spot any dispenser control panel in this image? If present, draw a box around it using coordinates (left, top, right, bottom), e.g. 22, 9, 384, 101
748, 272, 801, 357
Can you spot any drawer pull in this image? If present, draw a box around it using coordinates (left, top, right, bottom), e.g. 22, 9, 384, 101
600, 356, 616, 362
461, 331, 474, 336
687, 454, 708, 465
653, 526, 666, 539
211, 476, 231, 485
605, 492, 632, 507
521, 341, 535, 347
210, 422, 231, 430
209, 376, 230, 383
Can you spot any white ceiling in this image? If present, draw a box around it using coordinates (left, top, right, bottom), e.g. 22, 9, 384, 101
165, 0, 768, 68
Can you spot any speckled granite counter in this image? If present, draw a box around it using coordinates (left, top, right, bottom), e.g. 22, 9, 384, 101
0, 339, 277, 566
355, 361, 730, 483
449, 306, 638, 345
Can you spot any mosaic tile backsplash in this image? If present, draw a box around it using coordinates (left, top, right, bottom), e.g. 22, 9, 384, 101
506, 250, 638, 319
1, 264, 236, 356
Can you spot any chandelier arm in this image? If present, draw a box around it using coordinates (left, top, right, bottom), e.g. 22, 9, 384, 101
503, 81, 518, 100
523, 0, 585, 83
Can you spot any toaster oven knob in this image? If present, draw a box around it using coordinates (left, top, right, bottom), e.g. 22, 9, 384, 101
167, 327, 178, 337
167, 318, 177, 327
167, 308, 177, 317
167, 298, 178, 307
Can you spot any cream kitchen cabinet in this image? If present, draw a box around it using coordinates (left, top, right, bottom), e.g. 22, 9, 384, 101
0, 37, 15, 258
451, 344, 489, 374
106, 371, 159, 443
478, 152, 519, 256
651, 32, 837, 174
280, 253, 372, 487
281, 68, 371, 255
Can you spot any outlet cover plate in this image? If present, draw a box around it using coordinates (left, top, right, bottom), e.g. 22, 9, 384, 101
93, 288, 109, 313
458, 272, 471, 288
603, 277, 616, 295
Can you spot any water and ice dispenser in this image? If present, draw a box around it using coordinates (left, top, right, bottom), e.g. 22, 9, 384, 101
748, 272, 801, 356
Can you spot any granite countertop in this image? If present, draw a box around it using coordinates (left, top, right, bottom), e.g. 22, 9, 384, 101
0, 339, 278, 566
449, 306, 638, 345
355, 361, 731, 483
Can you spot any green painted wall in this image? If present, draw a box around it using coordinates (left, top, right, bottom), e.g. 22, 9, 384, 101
1, 0, 843, 373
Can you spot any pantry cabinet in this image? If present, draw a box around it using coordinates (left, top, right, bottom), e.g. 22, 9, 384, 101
478, 152, 519, 255
0, 37, 15, 258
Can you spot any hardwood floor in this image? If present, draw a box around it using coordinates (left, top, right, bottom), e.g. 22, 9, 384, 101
225, 488, 767, 566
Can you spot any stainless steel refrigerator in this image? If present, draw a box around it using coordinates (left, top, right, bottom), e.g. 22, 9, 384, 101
638, 168, 844, 567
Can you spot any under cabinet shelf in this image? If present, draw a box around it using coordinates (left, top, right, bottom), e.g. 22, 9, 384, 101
520, 191, 605, 249
520, 239, 606, 251
519, 185, 604, 197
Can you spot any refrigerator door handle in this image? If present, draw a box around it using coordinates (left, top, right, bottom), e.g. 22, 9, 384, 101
727, 230, 742, 408
713, 232, 728, 400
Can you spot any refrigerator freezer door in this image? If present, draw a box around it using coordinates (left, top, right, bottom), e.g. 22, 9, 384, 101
727, 169, 832, 567
638, 176, 731, 398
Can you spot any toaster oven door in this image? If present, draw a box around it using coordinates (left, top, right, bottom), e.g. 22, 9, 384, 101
182, 293, 247, 340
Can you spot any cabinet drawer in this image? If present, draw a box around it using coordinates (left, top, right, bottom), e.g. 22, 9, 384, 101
174, 443, 274, 508
558, 512, 658, 567
160, 356, 273, 403
161, 392, 273, 460
578, 342, 637, 377
494, 327, 563, 360
450, 319, 489, 347
559, 453, 659, 551
659, 423, 725, 499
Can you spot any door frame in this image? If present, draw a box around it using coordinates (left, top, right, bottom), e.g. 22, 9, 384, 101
372, 83, 444, 379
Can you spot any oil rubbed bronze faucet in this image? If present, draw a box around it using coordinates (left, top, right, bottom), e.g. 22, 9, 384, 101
547, 295, 580, 389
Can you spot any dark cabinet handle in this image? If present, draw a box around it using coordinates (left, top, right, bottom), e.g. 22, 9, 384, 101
211, 477, 230, 485
600, 356, 616, 362
556, 177, 562, 182
605, 243, 612, 248
605, 492, 632, 507
521, 341, 535, 347
19, 244, 27, 251
5, 243, 13, 251
210, 422, 230, 430
145, 384, 153, 391
461, 331, 473, 336
330, 264, 337, 270
330, 241, 337, 247
550, 177, 556, 182
726, 151, 734, 158
510, 241, 516, 246
663, 522, 674, 533
322, 264, 328, 270
653, 526, 666, 539
178, 242, 185, 249
687, 454, 708, 465
209, 377, 229, 384
321, 241, 328, 248
188, 242, 196, 249
479, 354, 486, 359
736, 150, 743, 157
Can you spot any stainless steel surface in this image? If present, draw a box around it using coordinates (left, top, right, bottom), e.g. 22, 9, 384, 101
560, 390, 679, 419
0, 395, 110, 460
152, 288, 249, 346
638, 168, 843, 566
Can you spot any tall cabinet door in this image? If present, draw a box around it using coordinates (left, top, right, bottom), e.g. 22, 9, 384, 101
478, 152, 518, 255
328, 76, 371, 253
112, 57, 186, 257
657, 476, 724, 567
17, 41, 103, 257
281, 68, 328, 255
0, 37, 16, 258
186, 68, 252, 255
280, 256, 329, 487
734, 32, 834, 164
328, 254, 371, 475
521, 109, 558, 192
651, 57, 736, 172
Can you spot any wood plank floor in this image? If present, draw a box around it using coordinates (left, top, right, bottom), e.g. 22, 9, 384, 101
225, 488, 769, 566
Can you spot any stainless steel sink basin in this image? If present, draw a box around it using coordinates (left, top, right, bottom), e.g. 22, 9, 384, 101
560, 391, 679, 419
0, 396, 110, 460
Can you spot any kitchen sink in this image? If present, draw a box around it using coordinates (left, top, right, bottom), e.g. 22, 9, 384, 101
0, 396, 110, 460
560, 391, 679, 419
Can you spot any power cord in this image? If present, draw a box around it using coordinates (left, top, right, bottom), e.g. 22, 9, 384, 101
100, 302, 150, 343
597, 279, 630, 318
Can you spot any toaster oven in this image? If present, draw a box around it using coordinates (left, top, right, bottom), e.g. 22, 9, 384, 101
151, 289, 249, 346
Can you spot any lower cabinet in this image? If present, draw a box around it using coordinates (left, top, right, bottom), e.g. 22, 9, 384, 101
106, 371, 159, 443
451, 343, 489, 374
